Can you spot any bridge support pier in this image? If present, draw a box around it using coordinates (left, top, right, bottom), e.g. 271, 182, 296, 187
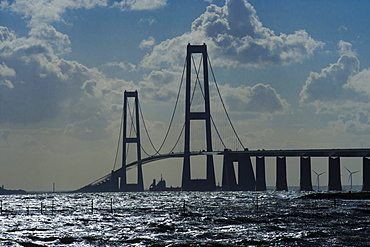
276, 156, 288, 191
363, 157, 370, 191
300, 156, 313, 191
256, 156, 267, 191
222, 149, 237, 191
238, 154, 256, 190
328, 156, 342, 191
222, 149, 255, 191
110, 170, 119, 192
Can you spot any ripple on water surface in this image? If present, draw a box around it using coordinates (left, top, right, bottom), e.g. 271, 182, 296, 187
1, 191, 370, 246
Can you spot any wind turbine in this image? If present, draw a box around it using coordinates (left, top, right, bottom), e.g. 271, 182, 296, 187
345, 166, 360, 191
313, 170, 325, 191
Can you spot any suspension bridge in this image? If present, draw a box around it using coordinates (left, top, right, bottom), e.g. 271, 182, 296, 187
78, 44, 370, 192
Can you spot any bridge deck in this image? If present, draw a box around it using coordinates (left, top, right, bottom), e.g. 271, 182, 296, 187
79, 148, 370, 190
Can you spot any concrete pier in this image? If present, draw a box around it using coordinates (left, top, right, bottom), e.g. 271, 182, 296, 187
300, 156, 313, 191
222, 149, 237, 190
238, 154, 255, 190
363, 157, 370, 191
222, 151, 255, 191
276, 156, 288, 191
256, 156, 267, 191
328, 156, 342, 191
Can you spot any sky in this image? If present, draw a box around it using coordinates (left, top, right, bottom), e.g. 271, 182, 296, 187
1, 0, 370, 191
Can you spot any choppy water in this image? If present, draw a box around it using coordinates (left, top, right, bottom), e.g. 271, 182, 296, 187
0, 191, 369, 246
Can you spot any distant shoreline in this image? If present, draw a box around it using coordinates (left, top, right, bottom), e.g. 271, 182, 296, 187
0, 187, 27, 195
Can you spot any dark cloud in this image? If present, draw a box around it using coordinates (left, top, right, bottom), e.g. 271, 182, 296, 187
0, 25, 134, 140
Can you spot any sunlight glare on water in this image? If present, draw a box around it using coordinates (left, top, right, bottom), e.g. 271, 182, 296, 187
0, 191, 369, 246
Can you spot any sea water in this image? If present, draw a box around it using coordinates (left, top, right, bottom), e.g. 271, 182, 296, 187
0, 191, 369, 246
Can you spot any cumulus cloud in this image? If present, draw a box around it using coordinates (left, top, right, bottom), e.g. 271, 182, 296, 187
0, 63, 16, 77
300, 54, 359, 104
2, 0, 108, 54
338, 40, 355, 56
220, 83, 290, 113
0, 25, 136, 140
345, 68, 370, 97
139, 37, 155, 50
4, 0, 108, 26
139, 69, 180, 102
99, 61, 137, 77
300, 41, 370, 113
113, 0, 167, 11
329, 111, 370, 135
141, 0, 323, 69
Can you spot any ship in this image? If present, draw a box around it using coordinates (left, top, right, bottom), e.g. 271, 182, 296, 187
149, 175, 181, 191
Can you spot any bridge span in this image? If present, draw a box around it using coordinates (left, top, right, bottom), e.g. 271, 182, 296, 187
77, 148, 370, 192
76, 44, 370, 193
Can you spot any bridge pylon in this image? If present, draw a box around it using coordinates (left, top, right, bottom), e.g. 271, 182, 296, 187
182, 43, 216, 191
119, 90, 144, 192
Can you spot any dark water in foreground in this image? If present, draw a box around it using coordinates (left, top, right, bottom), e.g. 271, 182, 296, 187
0, 191, 369, 246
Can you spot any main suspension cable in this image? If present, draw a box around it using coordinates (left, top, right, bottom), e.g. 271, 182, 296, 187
168, 55, 204, 153
126, 99, 152, 157
137, 58, 187, 156
138, 101, 160, 154
112, 96, 125, 172
191, 55, 227, 149
155, 58, 186, 154
207, 54, 245, 149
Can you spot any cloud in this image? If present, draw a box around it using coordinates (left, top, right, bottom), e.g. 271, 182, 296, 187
338, 40, 356, 57
4, 0, 108, 26
300, 41, 370, 113
329, 111, 370, 135
139, 69, 180, 102
220, 83, 290, 114
99, 61, 137, 77
300, 54, 359, 104
64, 113, 109, 140
138, 18, 156, 26
2, 0, 108, 54
29, 24, 71, 54
141, 0, 323, 70
0, 26, 15, 41
0, 25, 137, 140
139, 37, 155, 50
345, 68, 370, 97
113, 0, 167, 11
0, 61, 16, 89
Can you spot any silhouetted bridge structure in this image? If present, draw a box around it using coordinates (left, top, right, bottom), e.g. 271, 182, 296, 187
78, 44, 370, 192
79, 148, 370, 192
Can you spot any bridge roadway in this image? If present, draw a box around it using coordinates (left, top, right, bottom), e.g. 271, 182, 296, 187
82, 148, 370, 189
124, 148, 370, 168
